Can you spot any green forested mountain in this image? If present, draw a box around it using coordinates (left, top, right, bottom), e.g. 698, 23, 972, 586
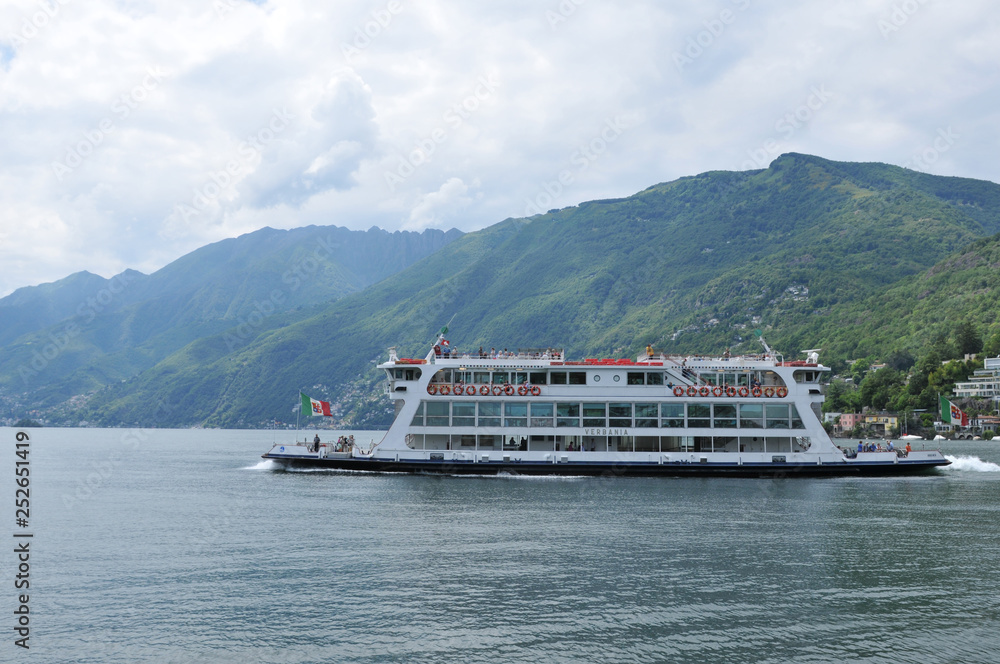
56, 153, 1000, 429
0, 225, 461, 406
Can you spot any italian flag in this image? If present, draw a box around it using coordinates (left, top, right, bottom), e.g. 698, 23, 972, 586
301, 392, 332, 417
940, 395, 968, 426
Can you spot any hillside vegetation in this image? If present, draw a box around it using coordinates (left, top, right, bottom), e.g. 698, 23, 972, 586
54, 153, 1000, 428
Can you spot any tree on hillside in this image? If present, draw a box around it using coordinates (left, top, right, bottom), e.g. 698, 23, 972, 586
859, 367, 904, 411
885, 349, 916, 372
984, 328, 1000, 357
954, 319, 983, 357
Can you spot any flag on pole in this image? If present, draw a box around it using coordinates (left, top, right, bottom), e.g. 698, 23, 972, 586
940, 395, 968, 426
301, 392, 332, 417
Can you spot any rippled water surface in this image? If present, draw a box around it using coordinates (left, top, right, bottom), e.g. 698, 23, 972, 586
7, 429, 1000, 663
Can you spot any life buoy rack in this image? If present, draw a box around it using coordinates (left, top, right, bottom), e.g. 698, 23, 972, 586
751, 386, 762, 397
453, 384, 464, 396
439, 384, 451, 396
530, 385, 541, 396
699, 386, 710, 397
725, 386, 737, 397
427, 384, 438, 395
504, 384, 514, 396
763, 386, 775, 398
776, 386, 788, 398
686, 386, 698, 397
738, 386, 749, 397
673, 386, 685, 397
492, 385, 502, 396
712, 386, 723, 397
479, 385, 490, 396
518, 385, 528, 396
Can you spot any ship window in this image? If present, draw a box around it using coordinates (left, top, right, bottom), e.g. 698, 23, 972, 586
609, 403, 632, 427
701, 373, 718, 386
478, 402, 501, 427
407, 369, 421, 381
635, 403, 658, 428
513, 372, 528, 385
661, 403, 684, 427
790, 405, 805, 429
647, 372, 663, 386
452, 402, 475, 427
437, 369, 452, 383
493, 372, 509, 385
766, 404, 790, 429
688, 403, 710, 428
557, 403, 580, 427
474, 371, 491, 384
550, 371, 567, 385
713, 404, 737, 428
583, 403, 606, 427
411, 402, 425, 426
569, 372, 587, 385
426, 402, 449, 426
530, 402, 554, 427
504, 402, 527, 427
530, 372, 547, 385
739, 404, 763, 428
627, 372, 645, 385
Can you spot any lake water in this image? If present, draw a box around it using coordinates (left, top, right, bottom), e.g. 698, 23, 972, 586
3, 428, 999, 663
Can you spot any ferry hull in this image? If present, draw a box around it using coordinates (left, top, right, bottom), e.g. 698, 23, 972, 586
262, 454, 950, 478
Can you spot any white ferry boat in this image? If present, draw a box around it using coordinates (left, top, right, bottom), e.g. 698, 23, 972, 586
263, 332, 950, 476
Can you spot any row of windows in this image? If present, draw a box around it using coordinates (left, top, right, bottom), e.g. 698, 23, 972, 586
410, 401, 805, 429
428, 369, 782, 387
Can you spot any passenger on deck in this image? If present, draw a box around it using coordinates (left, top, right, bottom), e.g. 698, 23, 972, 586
905, 442, 912, 454
857, 441, 863, 454
313, 434, 321, 453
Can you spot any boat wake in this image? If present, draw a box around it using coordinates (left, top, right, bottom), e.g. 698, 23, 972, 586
944, 455, 1000, 472
244, 459, 278, 470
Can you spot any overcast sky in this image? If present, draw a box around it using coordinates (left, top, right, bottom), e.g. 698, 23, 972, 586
1, 0, 998, 296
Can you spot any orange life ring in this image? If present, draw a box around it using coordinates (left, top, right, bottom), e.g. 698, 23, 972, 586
699, 386, 710, 397
504, 384, 514, 396
492, 385, 502, 396
776, 386, 788, 398
530, 385, 541, 396
686, 386, 698, 397
439, 384, 451, 395
518, 385, 528, 396
726, 386, 737, 397
712, 386, 723, 397
751, 387, 762, 397
479, 385, 490, 396
763, 386, 775, 398
673, 386, 684, 397
427, 384, 438, 395
738, 386, 749, 397
453, 384, 464, 396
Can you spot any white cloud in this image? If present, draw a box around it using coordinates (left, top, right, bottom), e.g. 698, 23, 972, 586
1, 0, 999, 295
